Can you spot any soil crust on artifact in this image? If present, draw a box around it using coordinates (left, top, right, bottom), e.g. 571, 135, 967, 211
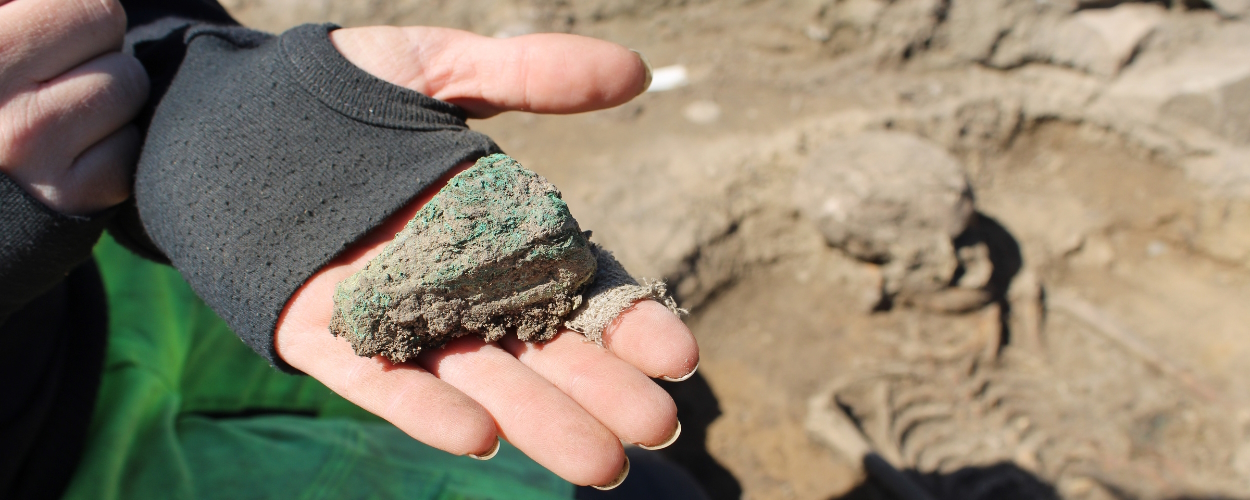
329, 154, 597, 362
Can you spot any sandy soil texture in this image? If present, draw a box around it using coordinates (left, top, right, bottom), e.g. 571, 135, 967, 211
224, 1, 1250, 498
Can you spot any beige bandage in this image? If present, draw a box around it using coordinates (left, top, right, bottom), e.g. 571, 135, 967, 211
564, 243, 685, 343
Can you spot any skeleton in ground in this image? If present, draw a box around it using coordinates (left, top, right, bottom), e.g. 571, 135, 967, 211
330, 154, 681, 363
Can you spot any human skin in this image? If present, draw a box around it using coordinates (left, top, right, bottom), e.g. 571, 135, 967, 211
0, 0, 149, 215
274, 27, 700, 488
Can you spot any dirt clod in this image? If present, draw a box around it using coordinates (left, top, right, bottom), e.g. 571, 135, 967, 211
329, 154, 598, 362
794, 131, 975, 299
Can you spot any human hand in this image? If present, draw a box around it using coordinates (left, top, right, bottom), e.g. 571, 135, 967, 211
273, 27, 698, 489
0, 0, 149, 215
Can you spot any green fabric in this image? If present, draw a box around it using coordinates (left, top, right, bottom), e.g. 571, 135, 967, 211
62, 234, 574, 500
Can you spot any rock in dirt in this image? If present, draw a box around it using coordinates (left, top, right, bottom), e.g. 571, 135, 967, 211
330, 154, 598, 362
1101, 42, 1250, 145
793, 131, 975, 298
1048, 4, 1164, 77
1157, 65, 1250, 146
809, 0, 944, 61
996, 4, 1162, 77
1193, 195, 1250, 267
937, 0, 1032, 63
943, 1, 1162, 78
1209, 0, 1250, 18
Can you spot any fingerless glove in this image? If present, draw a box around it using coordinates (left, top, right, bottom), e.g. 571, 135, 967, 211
124, 23, 498, 372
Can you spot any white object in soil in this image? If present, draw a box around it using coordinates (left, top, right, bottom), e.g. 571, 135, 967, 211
682, 100, 721, 124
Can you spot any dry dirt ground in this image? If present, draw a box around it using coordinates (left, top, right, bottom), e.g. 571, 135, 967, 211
223, 1, 1250, 499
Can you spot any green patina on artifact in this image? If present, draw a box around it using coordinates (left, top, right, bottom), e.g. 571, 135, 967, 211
329, 154, 598, 362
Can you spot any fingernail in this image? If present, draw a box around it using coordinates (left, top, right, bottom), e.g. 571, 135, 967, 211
638, 420, 681, 451
468, 438, 500, 461
592, 455, 631, 491
660, 360, 698, 382
630, 49, 652, 93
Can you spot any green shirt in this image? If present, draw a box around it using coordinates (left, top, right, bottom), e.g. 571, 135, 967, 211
61, 235, 572, 500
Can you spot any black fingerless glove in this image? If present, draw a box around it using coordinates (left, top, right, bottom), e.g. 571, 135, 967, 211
119, 23, 499, 372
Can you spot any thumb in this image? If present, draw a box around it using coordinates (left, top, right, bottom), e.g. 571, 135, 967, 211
329, 26, 650, 118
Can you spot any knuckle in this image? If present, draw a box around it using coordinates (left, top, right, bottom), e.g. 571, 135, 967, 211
338, 359, 372, 400
0, 99, 52, 166
47, 176, 87, 213
58, 0, 128, 47
106, 53, 151, 109
94, 144, 137, 201
19, 164, 79, 214
563, 357, 599, 398
82, 0, 128, 45
120, 55, 151, 100
58, 137, 135, 214
46, 54, 150, 118
381, 382, 417, 419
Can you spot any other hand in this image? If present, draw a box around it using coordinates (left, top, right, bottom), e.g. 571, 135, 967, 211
0, 0, 149, 215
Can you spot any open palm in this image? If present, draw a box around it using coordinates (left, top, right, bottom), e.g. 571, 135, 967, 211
272, 26, 698, 489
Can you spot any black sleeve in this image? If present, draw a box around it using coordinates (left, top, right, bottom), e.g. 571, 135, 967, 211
0, 262, 109, 500
0, 2, 251, 498
0, 175, 115, 321
114, 20, 499, 372
0, 156, 112, 500
122, 0, 237, 27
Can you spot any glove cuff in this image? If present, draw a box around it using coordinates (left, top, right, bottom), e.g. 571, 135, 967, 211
0, 174, 114, 319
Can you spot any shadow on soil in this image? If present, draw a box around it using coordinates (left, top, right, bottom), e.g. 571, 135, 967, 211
963, 214, 1023, 304
653, 215, 1243, 500
656, 373, 744, 500
829, 459, 1247, 500
955, 213, 1024, 348
832, 461, 1057, 500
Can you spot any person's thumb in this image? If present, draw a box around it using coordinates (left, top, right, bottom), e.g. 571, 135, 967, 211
330, 26, 650, 118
